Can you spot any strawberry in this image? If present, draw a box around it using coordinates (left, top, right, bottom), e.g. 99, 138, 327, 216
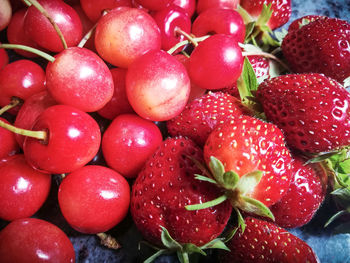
130, 137, 232, 259
240, 0, 292, 30
257, 73, 350, 153
287, 15, 326, 32
219, 217, 319, 263
281, 17, 350, 82
270, 156, 328, 229
166, 91, 247, 146
203, 115, 293, 215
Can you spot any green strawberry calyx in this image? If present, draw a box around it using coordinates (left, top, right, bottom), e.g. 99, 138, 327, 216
185, 156, 275, 228
142, 226, 230, 263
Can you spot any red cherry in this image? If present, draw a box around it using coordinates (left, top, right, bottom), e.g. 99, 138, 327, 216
24, 0, 83, 52
188, 34, 243, 90
192, 8, 245, 43
80, 0, 132, 22
126, 49, 190, 121
196, 0, 239, 14
0, 46, 8, 70
46, 47, 114, 112
0, 60, 46, 113
0, 154, 51, 221
102, 114, 163, 178
97, 68, 134, 120
152, 5, 192, 51
0, 118, 20, 159
0, 218, 75, 263
173, 0, 196, 17
95, 7, 161, 68
7, 9, 43, 58
134, 0, 173, 11
0, 0, 11, 31
14, 91, 57, 148
58, 165, 130, 234
23, 105, 101, 174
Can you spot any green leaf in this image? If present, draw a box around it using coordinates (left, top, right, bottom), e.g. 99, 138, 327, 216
177, 251, 189, 263
222, 171, 240, 190
256, 3, 273, 27
306, 151, 339, 164
324, 210, 348, 228
160, 226, 183, 250
208, 156, 226, 186
185, 194, 228, 211
182, 243, 206, 256
240, 195, 275, 221
222, 227, 238, 243
343, 76, 350, 87
245, 22, 256, 43
144, 249, 168, 263
200, 238, 230, 251
339, 159, 350, 175
237, 57, 259, 107
236, 170, 263, 195
194, 174, 218, 185
236, 4, 254, 24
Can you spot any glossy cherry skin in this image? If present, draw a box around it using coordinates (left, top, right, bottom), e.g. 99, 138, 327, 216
80, 0, 132, 22
0, 218, 75, 263
152, 5, 192, 51
173, 0, 196, 17
7, 9, 43, 58
188, 34, 243, 90
58, 165, 130, 234
192, 8, 245, 43
0, 118, 20, 159
97, 68, 134, 120
23, 105, 101, 174
14, 91, 57, 148
196, 0, 239, 14
134, 0, 173, 11
24, 0, 83, 52
0, 155, 51, 221
46, 47, 114, 112
126, 49, 190, 121
95, 7, 161, 68
102, 114, 163, 178
0, 60, 46, 112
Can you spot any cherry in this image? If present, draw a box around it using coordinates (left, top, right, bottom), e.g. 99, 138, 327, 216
7, 8, 43, 58
0, 59, 46, 114
126, 49, 190, 121
0, 154, 51, 221
134, 0, 173, 11
188, 34, 243, 90
0, 0, 11, 31
173, 0, 196, 18
80, 0, 132, 22
102, 114, 163, 178
95, 7, 161, 68
196, 0, 239, 14
0, 118, 20, 159
0, 218, 75, 263
192, 8, 246, 43
24, 0, 83, 52
14, 91, 57, 148
97, 68, 134, 120
58, 165, 130, 234
46, 47, 114, 112
23, 104, 101, 174
152, 5, 192, 51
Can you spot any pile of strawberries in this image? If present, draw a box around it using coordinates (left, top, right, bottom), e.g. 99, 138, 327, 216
0, 0, 349, 262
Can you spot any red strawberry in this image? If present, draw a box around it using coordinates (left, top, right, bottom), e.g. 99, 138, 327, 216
240, 0, 292, 30
166, 92, 247, 146
270, 156, 328, 228
203, 115, 293, 212
287, 15, 326, 32
219, 217, 319, 263
130, 137, 232, 250
257, 73, 350, 153
282, 17, 350, 82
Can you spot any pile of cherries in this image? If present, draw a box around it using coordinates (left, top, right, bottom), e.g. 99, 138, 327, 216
0, 0, 329, 262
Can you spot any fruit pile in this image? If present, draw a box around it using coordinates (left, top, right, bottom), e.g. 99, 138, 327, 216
0, 0, 349, 262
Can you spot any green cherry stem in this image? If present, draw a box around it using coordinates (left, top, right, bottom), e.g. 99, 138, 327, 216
167, 35, 210, 55
0, 98, 22, 116
27, 0, 68, 49
0, 119, 47, 141
0, 44, 55, 62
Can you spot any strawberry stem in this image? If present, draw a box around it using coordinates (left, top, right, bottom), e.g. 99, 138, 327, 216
185, 194, 228, 211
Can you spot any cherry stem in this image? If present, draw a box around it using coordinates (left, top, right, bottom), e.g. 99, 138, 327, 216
78, 11, 108, 48
175, 27, 198, 47
0, 119, 47, 141
22, 0, 32, 6
0, 44, 55, 62
242, 50, 291, 71
0, 98, 22, 116
167, 35, 210, 55
96, 233, 121, 250
27, 0, 68, 49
